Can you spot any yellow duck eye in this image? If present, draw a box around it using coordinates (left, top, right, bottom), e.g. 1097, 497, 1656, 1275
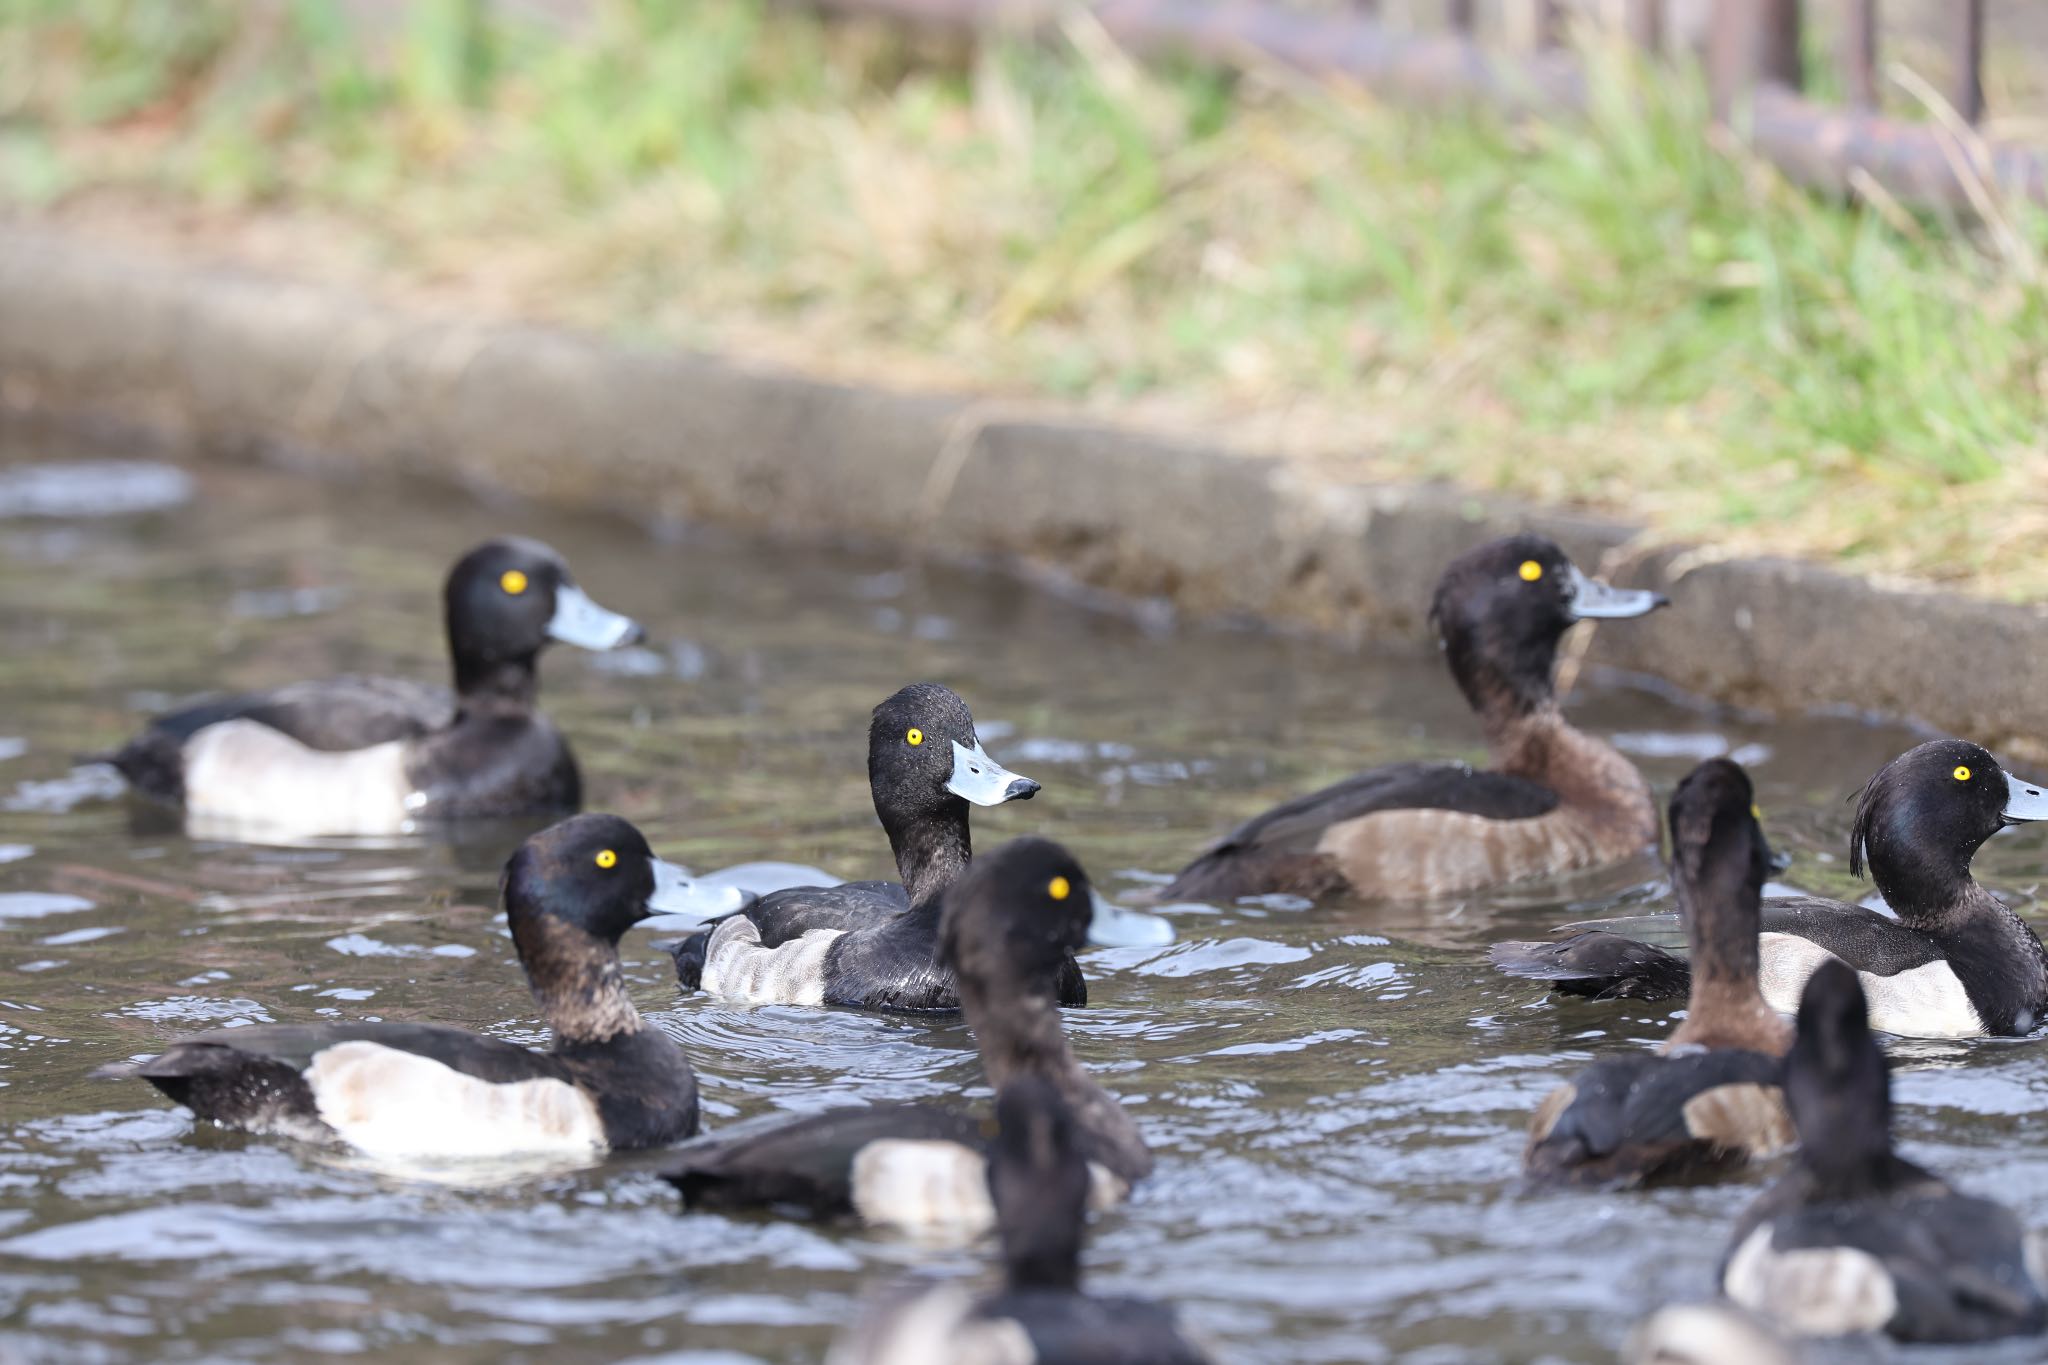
501, 569, 529, 595
1750, 803, 1763, 821
1518, 560, 1544, 583
594, 849, 617, 869
906, 728, 923, 747
1048, 876, 1071, 901
1954, 765, 1973, 782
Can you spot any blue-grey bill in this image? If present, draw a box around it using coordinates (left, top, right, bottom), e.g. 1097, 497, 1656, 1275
1087, 890, 1176, 948
646, 856, 750, 923
1564, 563, 1667, 620
547, 583, 643, 650
2003, 771, 2048, 823
945, 740, 1036, 807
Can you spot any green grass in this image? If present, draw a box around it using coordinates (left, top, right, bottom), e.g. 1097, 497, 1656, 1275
6, 0, 2048, 592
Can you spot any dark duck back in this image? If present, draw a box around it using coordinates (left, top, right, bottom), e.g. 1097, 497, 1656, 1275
104, 537, 644, 838
1161, 534, 1666, 905
1493, 739, 2048, 1039
97, 814, 742, 1157
1722, 961, 2048, 1342
1525, 759, 1794, 1187
661, 838, 1153, 1234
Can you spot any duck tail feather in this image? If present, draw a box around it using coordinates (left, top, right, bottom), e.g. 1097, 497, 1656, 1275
1488, 932, 1692, 1002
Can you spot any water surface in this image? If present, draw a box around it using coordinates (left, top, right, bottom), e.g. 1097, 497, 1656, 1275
2, 428, 2044, 1364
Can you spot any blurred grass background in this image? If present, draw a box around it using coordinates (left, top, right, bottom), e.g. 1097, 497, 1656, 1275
4, 0, 2048, 592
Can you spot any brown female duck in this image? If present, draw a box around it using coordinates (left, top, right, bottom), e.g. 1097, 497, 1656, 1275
1524, 759, 1793, 1187
1162, 534, 1666, 904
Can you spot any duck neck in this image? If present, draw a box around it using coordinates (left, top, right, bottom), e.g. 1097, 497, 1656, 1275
967, 979, 1077, 1091
453, 652, 541, 716
1488, 703, 1654, 831
1804, 1145, 1902, 1200
1794, 1084, 1898, 1197
1867, 838, 1986, 926
1667, 880, 1789, 1054
962, 977, 1149, 1175
1002, 1226, 1083, 1294
882, 796, 971, 911
509, 913, 642, 1047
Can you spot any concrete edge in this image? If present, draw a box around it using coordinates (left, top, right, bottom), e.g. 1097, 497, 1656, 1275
2, 223, 2042, 752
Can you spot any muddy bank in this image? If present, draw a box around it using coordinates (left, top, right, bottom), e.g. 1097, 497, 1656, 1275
1, 222, 2040, 749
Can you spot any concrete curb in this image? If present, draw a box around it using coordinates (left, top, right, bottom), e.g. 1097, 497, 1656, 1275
3, 223, 2044, 749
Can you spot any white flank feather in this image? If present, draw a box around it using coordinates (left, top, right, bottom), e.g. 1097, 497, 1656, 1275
305, 1041, 606, 1158
182, 721, 417, 838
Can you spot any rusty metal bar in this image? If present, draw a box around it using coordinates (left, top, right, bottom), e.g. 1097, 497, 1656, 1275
1840, 0, 1877, 110
794, 0, 2048, 209
1752, 83, 2043, 201
1949, 0, 1984, 125
1620, 0, 1661, 54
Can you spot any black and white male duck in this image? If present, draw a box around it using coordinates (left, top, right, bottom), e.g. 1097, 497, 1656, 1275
104, 537, 643, 838
1493, 739, 2048, 1039
671, 683, 1168, 1013
1159, 534, 1667, 904
1720, 960, 2048, 1343
96, 815, 743, 1157
829, 1077, 1212, 1365
1524, 759, 1793, 1187
661, 837, 1153, 1234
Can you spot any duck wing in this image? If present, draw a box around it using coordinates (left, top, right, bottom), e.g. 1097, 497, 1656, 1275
746, 881, 911, 945
95, 1022, 577, 1145
1527, 1048, 1788, 1187
1492, 910, 1689, 1000
147, 676, 454, 750
1206, 761, 1560, 856
1488, 930, 1692, 1002
1553, 899, 1949, 973
100, 1021, 557, 1081
1753, 899, 1948, 973
1164, 761, 1557, 901
669, 882, 911, 990
660, 1103, 988, 1220
105, 676, 454, 800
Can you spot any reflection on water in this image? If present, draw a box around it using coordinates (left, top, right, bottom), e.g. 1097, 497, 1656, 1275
1, 428, 2044, 1364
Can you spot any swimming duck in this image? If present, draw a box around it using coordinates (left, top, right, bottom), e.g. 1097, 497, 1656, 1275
660, 837, 1153, 1234
1524, 759, 1793, 1186
1720, 960, 2048, 1343
1491, 739, 2048, 1039
828, 1076, 1212, 1365
103, 537, 643, 838
670, 683, 1166, 1012
1158, 534, 1666, 904
94, 814, 743, 1157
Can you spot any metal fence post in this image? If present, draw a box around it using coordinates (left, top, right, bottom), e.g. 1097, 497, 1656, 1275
1948, 0, 1984, 124
1841, 0, 1877, 110
1620, 0, 1662, 54
1708, 0, 1803, 118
